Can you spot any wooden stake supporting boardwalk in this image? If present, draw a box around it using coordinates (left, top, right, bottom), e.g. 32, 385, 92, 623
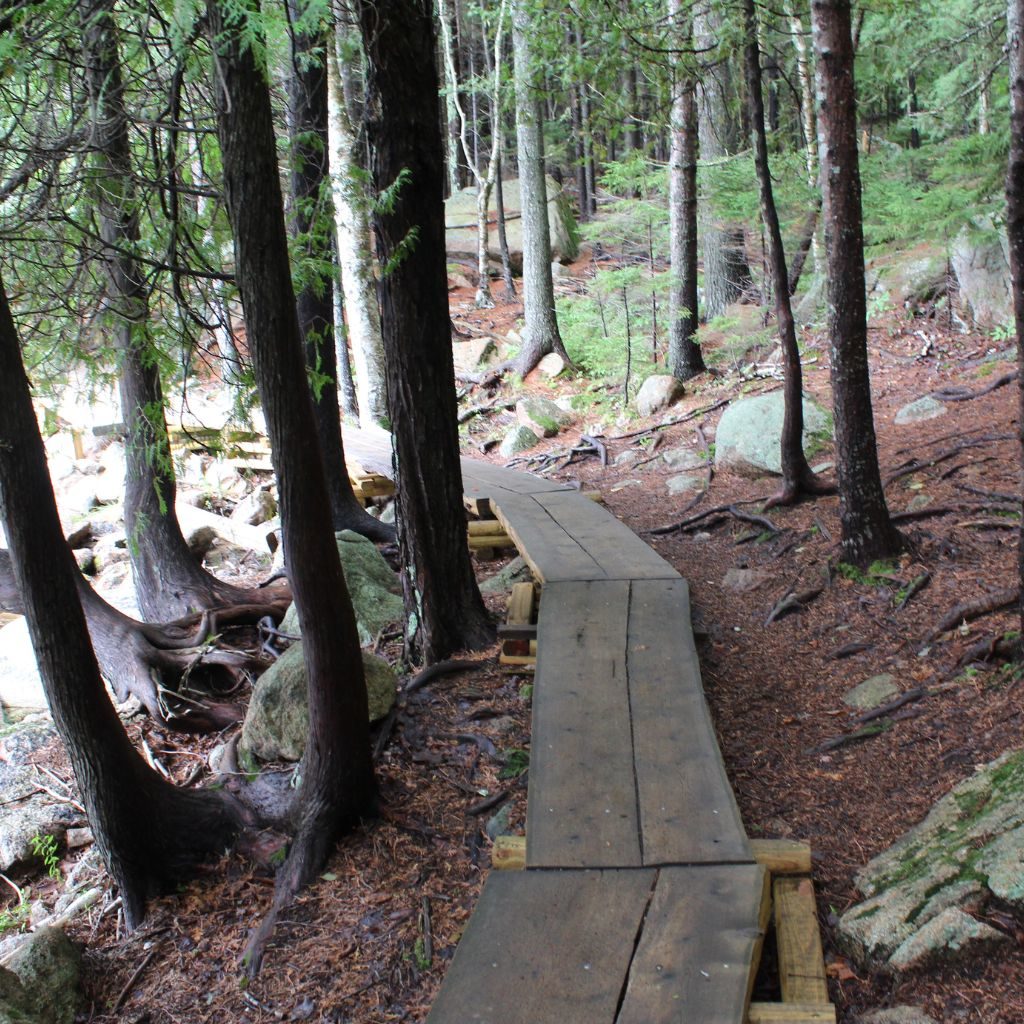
774, 877, 830, 1006
750, 839, 813, 875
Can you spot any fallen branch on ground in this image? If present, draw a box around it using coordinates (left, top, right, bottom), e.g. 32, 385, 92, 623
884, 435, 1015, 488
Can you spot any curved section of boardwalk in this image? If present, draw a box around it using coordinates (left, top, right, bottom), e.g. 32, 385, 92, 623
345, 429, 766, 1024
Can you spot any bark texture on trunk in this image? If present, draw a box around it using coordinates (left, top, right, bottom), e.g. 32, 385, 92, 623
510, 0, 570, 376
667, 0, 705, 381
208, 0, 376, 959
1005, 0, 1024, 645
287, 9, 393, 542
0, 274, 242, 932
327, 22, 388, 427
812, 0, 902, 565
357, 0, 494, 664
695, 3, 753, 320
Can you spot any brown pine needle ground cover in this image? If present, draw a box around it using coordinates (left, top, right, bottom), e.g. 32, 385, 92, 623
7, 259, 1024, 1023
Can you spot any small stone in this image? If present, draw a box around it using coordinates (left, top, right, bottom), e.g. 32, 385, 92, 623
452, 337, 497, 373
858, 1008, 940, 1024
895, 396, 948, 425
613, 450, 637, 467
721, 569, 771, 594
485, 804, 512, 840
515, 396, 572, 438
843, 673, 899, 710
500, 425, 540, 458
666, 473, 703, 496
906, 493, 932, 513
480, 556, 533, 595
230, 485, 277, 526
537, 353, 566, 379
64, 827, 93, 850
610, 479, 643, 493
661, 446, 707, 472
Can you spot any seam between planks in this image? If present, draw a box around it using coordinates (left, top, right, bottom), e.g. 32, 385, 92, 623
623, 581, 646, 866
612, 866, 660, 1024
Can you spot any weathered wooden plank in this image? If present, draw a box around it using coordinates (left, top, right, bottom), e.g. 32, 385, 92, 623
616, 864, 766, 1024
751, 839, 813, 876
627, 579, 751, 865
774, 877, 830, 1005
427, 869, 656, 1024
535, 492, 680, 581
747, 1004, 836, 1023
492, 493, 607, 584
527, 580, 641, 867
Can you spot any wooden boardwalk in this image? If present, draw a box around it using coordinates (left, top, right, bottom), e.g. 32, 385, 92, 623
343, 428, 831, 1024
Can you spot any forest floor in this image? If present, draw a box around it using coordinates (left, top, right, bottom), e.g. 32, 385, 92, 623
8, 252, 1024, 1023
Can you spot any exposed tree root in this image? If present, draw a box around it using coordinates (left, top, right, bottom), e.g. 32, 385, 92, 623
765, 584, 824, 625
930, 370, 1018, 402
926, 586, 1020, 643
649, 499, 774, 537
884, 434, 1015, 487
763, 468, 837, 509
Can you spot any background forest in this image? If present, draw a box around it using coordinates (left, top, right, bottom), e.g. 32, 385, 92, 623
0, 0, 1023, 1022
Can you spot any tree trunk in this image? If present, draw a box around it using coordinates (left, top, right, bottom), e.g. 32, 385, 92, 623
667, 0, 705, 381
327, 19, 389, 427
695, 4, 753, 319
286, 7, 394, 542
81, 0, 257, 621
812, 0, 902, 565
0, 274, 243, 933
356, 0, 494, 664
495, 154, 517, 298
743, 0, 827, 505
207, 0, 376, 970
332, 275, 359, 419
510, 0, 571, 376
1005, 0, 1024, 647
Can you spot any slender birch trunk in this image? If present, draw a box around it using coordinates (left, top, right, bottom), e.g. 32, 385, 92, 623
326, 23, 388, 426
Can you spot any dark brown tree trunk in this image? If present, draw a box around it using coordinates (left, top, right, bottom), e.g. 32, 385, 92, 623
667, 0, 705, 381
1005, 0, 1024, 648
743, 0, 829, 506
0, 274, 243, 933
907, 71, 921, 149
285, 6, 394, 542
495, 153, 517, 298
356, 0, 495, 663
81, 0, 263, 622
812, 0, 902, 565
207, 0, 376, 970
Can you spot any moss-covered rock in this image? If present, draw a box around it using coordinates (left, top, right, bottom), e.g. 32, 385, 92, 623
240, 642, 398, 764
280, 531, 403, 647
839, 748, 1024, 970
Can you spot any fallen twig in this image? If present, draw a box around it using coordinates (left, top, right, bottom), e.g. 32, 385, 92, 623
826, 641, 873, 660
404, 659, 480, 696
113, 947, 160, 1013
884, 435, 1015, 487
854, 687, 929, 725
607, 396, 732, 441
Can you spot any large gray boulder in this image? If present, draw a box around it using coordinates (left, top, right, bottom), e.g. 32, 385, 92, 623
950, 217, 1013, 328
280, 531, 403, 647
867, 244, 948, 314
0, 724, 85, 873
838, 747, 1024, 970
444, 177, 579, 267
0, 927, 81, 1024
714, 393, 831, 476
0, 619, 46, 722
239, 642, 398, 763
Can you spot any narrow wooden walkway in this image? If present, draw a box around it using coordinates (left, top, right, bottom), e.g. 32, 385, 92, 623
343, 428, 827, 1024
